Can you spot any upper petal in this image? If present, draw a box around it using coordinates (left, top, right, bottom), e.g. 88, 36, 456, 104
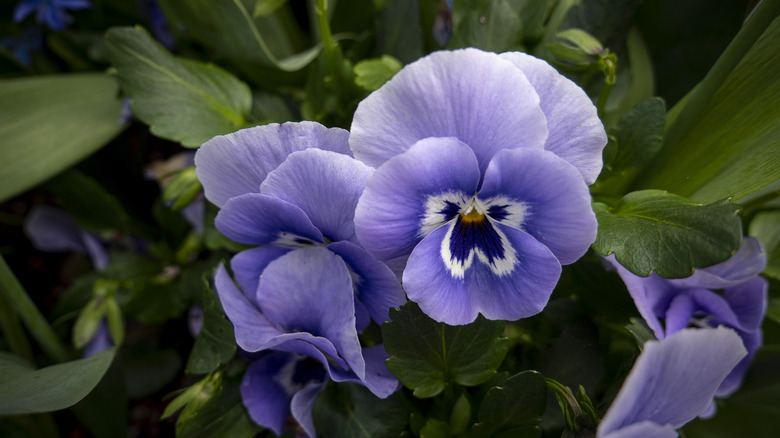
355, 137, 481, 261
216, 193, 323, 245
500, 52, 607, 185
230, 246, 292, 306
350, 48, 547, 173
598, 327, 747, 436
722, 276, 768, 333
257, 247, 366, 379
479, 148, 597, 265
260, 149, 373, 243
598, 421, 677, 438
195, 121, 351, 207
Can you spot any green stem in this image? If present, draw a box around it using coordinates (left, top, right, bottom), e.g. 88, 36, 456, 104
634, 0, 780, 189
315, 0, 336, 57
533, 0, 581, 57
0, 255, 70, 363
0, 289, 35, 363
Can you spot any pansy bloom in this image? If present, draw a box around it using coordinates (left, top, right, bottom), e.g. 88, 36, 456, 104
606, 237, 767, 406
597, 327, 747, 438
350, 49, 606, 324
196, 122, 404, 433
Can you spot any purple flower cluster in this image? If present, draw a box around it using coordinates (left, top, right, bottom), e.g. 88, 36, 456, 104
13, 0, 91, 32
196, 122, 404, 436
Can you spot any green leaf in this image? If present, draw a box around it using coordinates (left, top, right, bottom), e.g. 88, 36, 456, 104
420, 418, 449, 438
594, 97, 666, 195
353, 55, 403, 91
449, 0, 524, 52
643, 17, 780, 203
43, 170, 130, 232
72, 297, 107, 349
104, 26, 252, 147
749, 210, 780, 280
382, 302, 510, 398
313, 382, 407, 438
470, 371, 546, 438
592, 190, 742, 278
253, 0, 287, 17
186, 273, 237, 375
624, 317, 656, 349
0, 74, 126, 203
0, 348, 116, 415
159, 0, 319, 75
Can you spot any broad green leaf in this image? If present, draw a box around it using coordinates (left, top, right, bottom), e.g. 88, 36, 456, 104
749, 210, 780, 280
253, 0, 286, 17
313, 382, 407, 438
104, 26, 252, 147
470, 371, 546, 438
43, 170, 130, 232
420, 418, 449, 438
382, 302, 510, 398
592, 190, 742, 278
0, 348, 116, 415
186, 274, 236, 375
0, 74, 125, 203
353, 55, 402, 91
644, 17, 780, 203
594, 97, 665, 195
159, 0, 319, 75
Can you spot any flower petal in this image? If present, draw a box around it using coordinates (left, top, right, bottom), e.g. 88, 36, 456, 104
670, 237, 767, 289
24, 205, 108, 270
195, 121, 351, 207
257, 247, 366, 379
260, 149, 373, 243
213, 264, 282, 352
598, 327, 747, 435
216, 193, 323, 245
598, 421, 677, 438
723, 276, 768, 332
230, 246, 292, 305
355, 137, 481, 261
360, 345, 401, 398
500, 51, 607, 185
290, 379, 326, 438
402, 221, 561, 324
240, 353, 295, 436
328, 241, 406, 324
350, 48, 547, 173
479, 148, 596, 264
717, 329, 762, 397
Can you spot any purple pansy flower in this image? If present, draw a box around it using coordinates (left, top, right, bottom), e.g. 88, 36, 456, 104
350, 49, 606, 324
607, 237, 767, 404
195, 121, 406, 329
13, 0, 92, 32
196, 122, 404, 433
0, 27, 44, 67
597, 327, 747, 438
215, 249, 398, 436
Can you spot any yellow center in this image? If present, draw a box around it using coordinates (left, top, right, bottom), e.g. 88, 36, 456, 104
460, 208, 485, 224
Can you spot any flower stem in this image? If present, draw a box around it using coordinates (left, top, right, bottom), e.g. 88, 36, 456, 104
634, 0, 780, 189
315, 0, 336, 58
0, 255, 70, 363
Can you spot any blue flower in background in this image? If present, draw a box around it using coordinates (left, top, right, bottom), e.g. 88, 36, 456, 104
597, 327, 747, 438
0, 27, 44, 67
607, 237, 767, 409
350, 49, 607, 324
13, 0, 92, 31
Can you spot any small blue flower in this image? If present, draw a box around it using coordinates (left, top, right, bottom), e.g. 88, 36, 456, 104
597, 327, 747, 438
13, 0, 92, 32
350, 49, 607, 324
607, 237, 768, 407
0, 27, 44, 67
